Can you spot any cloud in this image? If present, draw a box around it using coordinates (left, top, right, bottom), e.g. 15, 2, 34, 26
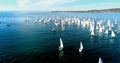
51, 2, 120, 11
0, 0, 119, 11
0, 6, 17, 11
17, 0, 77, 11
17, 0, 31, 10
16, 0, 120, 11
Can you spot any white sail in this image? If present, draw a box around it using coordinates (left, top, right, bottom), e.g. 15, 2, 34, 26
109, 27, 112, 31
111, 23, 114, 27
98, 57, 103, 63
55, 22, 59, 26
79, 42, 83, 52
102, 26, 105, 30
96, 25, 99, 30
91, 30, 95, 36
90, 24, 94, 32
77, 20, 80, 26
111, 31, 115, 37
61, 26, 65, 32
59, 38, 64, 51
99, 26, 102, 32
105, 29, 108, 34
52, 27, 56, 32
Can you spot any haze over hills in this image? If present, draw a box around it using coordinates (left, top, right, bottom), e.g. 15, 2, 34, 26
52, 8, 120, 13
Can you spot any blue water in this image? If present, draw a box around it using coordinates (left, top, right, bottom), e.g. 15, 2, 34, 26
0, 12, 120, 63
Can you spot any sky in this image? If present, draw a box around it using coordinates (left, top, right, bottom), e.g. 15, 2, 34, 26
0, 0, 120, 11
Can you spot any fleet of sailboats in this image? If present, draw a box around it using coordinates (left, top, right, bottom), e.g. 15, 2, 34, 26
33, 16, 118, 63
42, 16, 117, 39
1, 9, 119, 63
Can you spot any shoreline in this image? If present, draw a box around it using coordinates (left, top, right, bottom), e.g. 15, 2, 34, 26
51, 8, 120, 13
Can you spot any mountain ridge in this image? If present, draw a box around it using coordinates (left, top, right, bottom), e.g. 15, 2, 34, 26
51, 8, 120, 13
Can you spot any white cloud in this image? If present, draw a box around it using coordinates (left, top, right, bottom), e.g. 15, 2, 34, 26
33, 0, 76, 6
17, 0, 77, 11
16, 0, 120, 11
17, 0, 31, 10
52, 2, 120, 11
0, 0, 119, 11
0, 6, 17, 11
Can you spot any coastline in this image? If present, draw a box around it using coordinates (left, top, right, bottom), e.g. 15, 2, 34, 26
51, 8, 120, 13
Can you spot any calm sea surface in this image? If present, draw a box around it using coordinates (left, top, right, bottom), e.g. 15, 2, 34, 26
0, 12, 120, 63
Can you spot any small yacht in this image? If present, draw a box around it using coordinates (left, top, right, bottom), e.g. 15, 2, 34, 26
99, 26, 102, 32
59, 38, 64, 51
61, 26, 65, 32
109, 27, 112, 31
91, 30, 95, 36
96, 25, 99, 30
79, 42, 83, 52
98, 57, 103, 63
111, 23, 114, 27
54, 21, 59, 26
111, 30, 115, 38
52, 27, 56, 32
105, 29, 108, 34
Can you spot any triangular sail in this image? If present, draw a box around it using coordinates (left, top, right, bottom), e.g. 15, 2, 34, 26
80, 42, 83, 50
99, 57, 103, 63
79, 42, 83, 52
99, 26, 102, 32
96, 26, 99, 30
91, 30, 95, 35
105, 29, 108, 34
111, 31, 115, 37
60, 38, 63, 48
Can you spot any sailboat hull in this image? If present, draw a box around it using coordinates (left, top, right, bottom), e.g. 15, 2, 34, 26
59, 46, 63, 51
79, 48, 83, 52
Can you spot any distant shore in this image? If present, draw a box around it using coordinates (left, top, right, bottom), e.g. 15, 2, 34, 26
51, 8, 120, 13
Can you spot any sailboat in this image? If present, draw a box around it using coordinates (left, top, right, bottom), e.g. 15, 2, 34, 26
109, 27, 112, 31
52, 27, 56, 32
99, 26, 102, 32
111, 30, 115, 38
91, 30, 95, 36
105, 29, 108, 34
55, 21, 59, 26
79, 42, 83, 52
98, 57, 103, 63
96, 25, 99, 30
111, 23, 114, 27
61, 26, 65, 32
59, 38, 64, 51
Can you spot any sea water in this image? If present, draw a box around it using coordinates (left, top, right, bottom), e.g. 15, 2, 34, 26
0, 12, 120, 63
